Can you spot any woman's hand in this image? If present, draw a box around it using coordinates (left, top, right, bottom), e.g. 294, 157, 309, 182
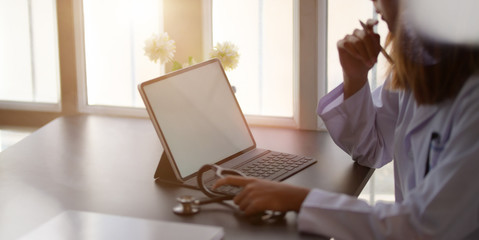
213, 176, 310, 215
338, 19, 382, 99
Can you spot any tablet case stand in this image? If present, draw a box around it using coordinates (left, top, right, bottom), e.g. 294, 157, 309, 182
154, 152, 176, 181
154, 152, 199, 189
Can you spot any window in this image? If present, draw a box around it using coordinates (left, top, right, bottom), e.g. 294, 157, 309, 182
0, 0, 60, 108
212, 0, 294, 117
1, 0, 377, 132
81, 0, 163, 109
79, 0, 297, 121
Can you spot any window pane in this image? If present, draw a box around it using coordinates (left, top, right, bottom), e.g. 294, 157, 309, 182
212, 0, 294, 117
83, 0, 163, 108
327, 0, 389, 91
0, 0, 59, 103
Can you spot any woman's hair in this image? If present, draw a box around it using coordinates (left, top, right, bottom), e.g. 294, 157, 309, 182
387, 24, 479, 105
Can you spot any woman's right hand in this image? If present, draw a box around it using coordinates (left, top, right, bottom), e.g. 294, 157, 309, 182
338, 19, 382, 99
213, 176, 310, 215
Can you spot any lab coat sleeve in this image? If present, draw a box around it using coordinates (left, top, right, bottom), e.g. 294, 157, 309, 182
317, 80, 399, 168
298, 189, 417, 240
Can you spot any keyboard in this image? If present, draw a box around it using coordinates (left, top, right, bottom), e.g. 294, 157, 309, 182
206, 151, 316, 196
237, 151, 315, 180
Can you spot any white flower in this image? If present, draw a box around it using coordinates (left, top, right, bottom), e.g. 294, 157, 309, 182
144, 33, 176, 64
210, 41, 240, 71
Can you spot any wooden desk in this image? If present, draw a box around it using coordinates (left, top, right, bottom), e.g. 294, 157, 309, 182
0, 115, 372, 240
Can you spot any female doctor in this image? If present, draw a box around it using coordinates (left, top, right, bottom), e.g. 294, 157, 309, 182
215, 0, 479, 238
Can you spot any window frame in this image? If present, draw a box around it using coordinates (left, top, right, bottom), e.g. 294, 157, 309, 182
0, 0, 61, 119
72, 0, 150, 118
0, 0, 327, 131
0, 0, 75, 127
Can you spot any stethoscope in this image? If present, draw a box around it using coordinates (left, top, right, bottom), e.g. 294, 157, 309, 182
172, 164, 286, 222
173, 194, 233, 215
173, 164, 243, 216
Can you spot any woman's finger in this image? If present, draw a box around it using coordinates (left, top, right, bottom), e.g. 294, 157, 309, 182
338, 35, 362, 59
212, 175, 251, 189
351, 29, 374, 63
340, 34, 374, 68
233, 181, 256, 206
352, 29, 380, 66
243, 199, 264, 215
238, 194, 251, 211
365, 18, 379, 29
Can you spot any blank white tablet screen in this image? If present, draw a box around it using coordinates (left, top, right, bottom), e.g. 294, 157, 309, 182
143, 61, 254, 178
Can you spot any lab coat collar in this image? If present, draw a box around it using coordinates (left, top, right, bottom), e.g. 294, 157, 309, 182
405, 71, 479, 134
405, 103, 439, 135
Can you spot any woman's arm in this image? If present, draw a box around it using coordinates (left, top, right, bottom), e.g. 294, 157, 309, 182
318, 19, 398, 168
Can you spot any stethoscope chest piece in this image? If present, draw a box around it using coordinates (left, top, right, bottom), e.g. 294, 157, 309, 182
173, 195, 200, 215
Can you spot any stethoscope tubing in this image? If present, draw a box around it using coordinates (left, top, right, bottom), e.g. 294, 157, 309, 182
195, 195, 234, 205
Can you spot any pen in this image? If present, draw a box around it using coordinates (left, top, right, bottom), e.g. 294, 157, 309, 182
424, 132, 440, 177
359, 20, 394, 64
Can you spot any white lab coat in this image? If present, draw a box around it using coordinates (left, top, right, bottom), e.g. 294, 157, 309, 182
297, 73, 479, 239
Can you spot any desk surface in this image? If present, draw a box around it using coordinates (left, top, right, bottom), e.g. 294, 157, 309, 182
0, 115, 372, 240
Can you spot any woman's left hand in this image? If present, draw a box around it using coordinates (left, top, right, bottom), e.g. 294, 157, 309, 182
213, 176, 311, 215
